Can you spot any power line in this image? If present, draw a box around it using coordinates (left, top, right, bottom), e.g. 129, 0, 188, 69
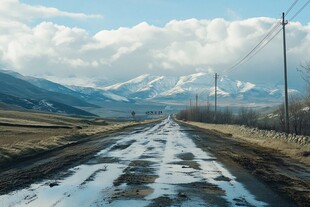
201, 77, 215, 99
222, 0, 303, 75
242, 0, 310, 67
197, 75, 214, 98
289, 0, 310, 21
285, 0, 300, 16
223, 22, 282, 75
240, 27, 283, 66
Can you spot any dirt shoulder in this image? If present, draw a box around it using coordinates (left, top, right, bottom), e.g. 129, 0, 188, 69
178, 121, 310, 165
177, 120, 310, 207
0, 110, 162, 167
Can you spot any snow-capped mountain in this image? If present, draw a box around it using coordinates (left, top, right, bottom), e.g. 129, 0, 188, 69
103, 74, 178, 99
99, 72, 301, 105
68, 86, 130, 103
1, 67, 301, 107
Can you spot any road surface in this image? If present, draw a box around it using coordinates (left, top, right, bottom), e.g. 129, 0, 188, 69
0, 117, 292, 207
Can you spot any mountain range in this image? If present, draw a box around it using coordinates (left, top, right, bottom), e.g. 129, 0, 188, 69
100, 73, 300, 105
0, 68, 301, 117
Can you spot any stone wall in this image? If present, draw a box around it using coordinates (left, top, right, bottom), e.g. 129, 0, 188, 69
239, 125, 309, 145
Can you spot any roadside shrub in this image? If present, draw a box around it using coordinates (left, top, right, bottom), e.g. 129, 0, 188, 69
177, 106, 259, 127
235, 107, 259, 127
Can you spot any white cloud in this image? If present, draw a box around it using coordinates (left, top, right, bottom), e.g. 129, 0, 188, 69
0, 2, 309, 90
0, 0, 102, 22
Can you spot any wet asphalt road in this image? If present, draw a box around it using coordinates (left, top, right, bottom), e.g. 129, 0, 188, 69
0, 117, 289, 207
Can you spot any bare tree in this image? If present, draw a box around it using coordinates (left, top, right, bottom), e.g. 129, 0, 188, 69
236, 107, 259, 127
278, 104, 285, 132
295, 61, 310, 135
289, 95, 304, 135
221, 107, 233, 124
298, 61, 310, 97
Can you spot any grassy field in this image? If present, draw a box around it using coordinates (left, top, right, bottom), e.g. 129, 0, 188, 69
0, 110, 158, 165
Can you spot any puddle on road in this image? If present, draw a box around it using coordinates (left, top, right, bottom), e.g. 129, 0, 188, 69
177, 152, 195, 160
1, 117, 268, 207
0, 163, 125, 207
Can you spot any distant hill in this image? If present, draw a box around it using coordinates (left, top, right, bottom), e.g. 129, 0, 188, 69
0, 101, 20, 111
0, 69, 130, 104
0, 93, 95, 116
0, 71, 97, 116
0, 72, 95, 108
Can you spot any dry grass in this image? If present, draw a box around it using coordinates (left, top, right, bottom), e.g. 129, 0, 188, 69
0, 110, 83, 126
179, 121, 310, 165
0, 110, 159, 164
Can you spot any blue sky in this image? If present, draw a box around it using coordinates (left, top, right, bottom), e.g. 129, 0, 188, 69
22, 0, 310, 33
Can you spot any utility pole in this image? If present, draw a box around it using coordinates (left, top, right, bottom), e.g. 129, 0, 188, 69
195, 94, 198, 110
214, 73, 219, 122
282, 12, 289, 133
189, 98, 192, 120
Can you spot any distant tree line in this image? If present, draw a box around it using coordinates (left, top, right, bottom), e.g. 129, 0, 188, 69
177, 101, 310, 136
176, 106, 259, 127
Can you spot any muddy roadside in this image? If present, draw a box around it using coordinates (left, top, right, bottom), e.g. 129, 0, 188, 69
0, 109, 163, 166
0, 120, 162, 195
177, 120, 310, 207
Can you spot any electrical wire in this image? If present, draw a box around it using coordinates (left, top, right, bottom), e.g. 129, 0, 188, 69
197, 75, 214, 98
244, 27, 283, 64
222, 0, 304, 75
223, 21, 282, 75
226, 27, 283, 75
199, 0, 308, 105
285, 0, 300, 16
289, 0, 310, 21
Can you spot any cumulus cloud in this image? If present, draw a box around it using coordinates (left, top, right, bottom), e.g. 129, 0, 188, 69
0, 2, 309, 90
0, 0, 102, 22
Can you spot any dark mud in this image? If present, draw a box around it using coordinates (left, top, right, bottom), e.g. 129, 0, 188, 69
178, 121, 310, 207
